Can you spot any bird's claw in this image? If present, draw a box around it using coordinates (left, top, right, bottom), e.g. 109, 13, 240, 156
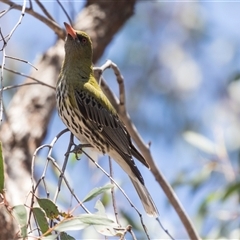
65, 143, 93, 159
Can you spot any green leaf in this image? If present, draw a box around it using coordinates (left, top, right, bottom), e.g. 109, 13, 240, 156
78, 214, 117, 226
12, 205, 27, 238
222, 181, 240, 201
94, 224, 117, 236
54, 214, 118, 232
82, 183, 114, 203
32, 207, 49, 235
198, 192, 221, 217
60, 232, 76, 240
54, 218, 88, 232
101, 191, 111, 207
36, 197, 59, 220
93, 201, 118, 236
0, 142, 4, 193
94, 200, 106, 214
183, 131, 217, 154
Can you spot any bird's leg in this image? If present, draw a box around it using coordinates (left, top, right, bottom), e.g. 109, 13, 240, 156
65, 143, 93, 160
71, 143, 93, 153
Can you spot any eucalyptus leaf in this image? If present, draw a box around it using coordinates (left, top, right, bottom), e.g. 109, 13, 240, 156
54, 218, 88, 232
60, 232, 76, 240
222, 181, 240, 201
82, 183, 114, 203
54, 213, 118, 232
36, 197, 59, 220
12, 205, 27, 238
33, 207, 49, 235
183, 131, 217, 154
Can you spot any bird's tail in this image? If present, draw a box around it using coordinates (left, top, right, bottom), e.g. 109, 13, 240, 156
130, 178, 158, 217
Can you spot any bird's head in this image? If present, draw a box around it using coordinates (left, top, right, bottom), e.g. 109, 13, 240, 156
64, 22, 93, 62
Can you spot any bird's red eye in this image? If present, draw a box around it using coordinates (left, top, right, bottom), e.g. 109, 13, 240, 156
82, 38, 87, 44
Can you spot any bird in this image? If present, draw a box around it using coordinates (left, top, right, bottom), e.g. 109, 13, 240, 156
56, 22, 158, 217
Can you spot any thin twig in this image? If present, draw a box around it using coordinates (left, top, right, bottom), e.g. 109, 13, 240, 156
108, 156, 120, 225
5, 55, 38, 70
0, 5, 12, 18
0, 28, 6, 47
1, 82, 50, 91
4, 0, 26, 44
67, 0, 75, 23
0, 66, 55, 89
156, 218, 175, 240
29, 144, 51, 229
56, 0, 73, 26
48, 155, 90, 214
129, 228, 137, 240
29, 0, 33, 10
0, 36, 5, 125
0, 0, 26, 125
35, 0, 55, 21
99, 60, 125, 114
53, 133, 74, 203
119, 225, 134, 240
45, 129, 90, 214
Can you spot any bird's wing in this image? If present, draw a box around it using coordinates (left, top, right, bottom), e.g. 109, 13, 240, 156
74, 89, 148, 182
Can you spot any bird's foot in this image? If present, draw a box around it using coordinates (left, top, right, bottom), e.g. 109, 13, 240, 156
65, 143, 93, 160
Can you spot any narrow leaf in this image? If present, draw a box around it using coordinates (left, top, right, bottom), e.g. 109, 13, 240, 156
54, 213, 118, 232
78, 214, 117, 227
94, 200, 106, 214
222, 181, 240, 201
82, 183, 114, 203
12, 205, 27, 238
33, 207, 49, 235
54, 218, 88, 232
93, 200, 117, 235
0, 142, 4, 193
94, 225, 117, 236
94, 200, 117, 236
183, 131, 217, 154
86, 211, 118, 237
36, 197, 59, 220
60, 232, 76, 240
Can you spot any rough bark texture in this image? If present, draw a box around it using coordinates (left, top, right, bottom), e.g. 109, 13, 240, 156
0, 1, 136, 239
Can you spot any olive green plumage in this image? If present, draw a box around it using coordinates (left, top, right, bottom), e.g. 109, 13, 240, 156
56, 22, 158, 216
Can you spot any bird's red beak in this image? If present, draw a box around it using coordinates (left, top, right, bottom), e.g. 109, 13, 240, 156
64, 22, 77, 39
